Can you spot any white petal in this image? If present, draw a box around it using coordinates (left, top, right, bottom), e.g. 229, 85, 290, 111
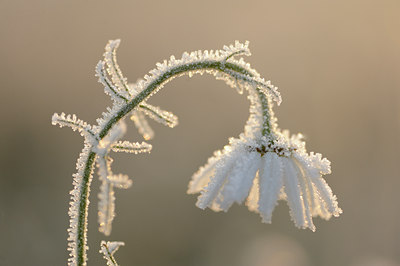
293, 159, 315, 231
187, 151, 221, 194
293, 157, 316, 211
215, 151, 261, 211
246, 173, 260, 212
257, 152, 283, 223
196, 150, 237, 210
311, 184, 332, 220
282, 157, 306, 229
312, 177, 342, 217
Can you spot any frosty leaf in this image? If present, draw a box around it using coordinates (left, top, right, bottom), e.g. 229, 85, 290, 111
104, 39, 132, 99
111, 140, 152, 154
95, 60, 128, 103
223, 40, 251, 61
52, 112, 95, 139
108, 174, 132, 189
100, 241, 124, 266
97, 156, 116, 236
98, 180, 115, 236
96, 121, 127, 156
139, 102, 178, 128
234, 78, 245, 94
130, 109, 155, 140
96, 153, 133, 236
187, 150, 222, 194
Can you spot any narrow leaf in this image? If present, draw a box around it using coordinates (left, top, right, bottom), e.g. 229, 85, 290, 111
108, 174, 132, 189
52, 112, 95, 138
130, 110, 154, 140
139, 102, 178, 128
111, 140, 152, 154
100, 241, 124, 266
104, 39, 132, 98
95, 60, 128, 103
97, 156, 115, 236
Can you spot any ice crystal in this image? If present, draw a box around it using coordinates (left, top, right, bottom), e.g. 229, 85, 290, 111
99, 241, 124, 266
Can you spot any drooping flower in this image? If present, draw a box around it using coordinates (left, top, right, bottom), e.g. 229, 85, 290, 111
188, 130, 341, 232
187, 64, 341, 231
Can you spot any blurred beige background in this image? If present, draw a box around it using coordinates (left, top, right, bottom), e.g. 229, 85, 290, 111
1, 0, 399, 265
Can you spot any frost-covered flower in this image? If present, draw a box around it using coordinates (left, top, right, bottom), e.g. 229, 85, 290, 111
188, 132, 342, 231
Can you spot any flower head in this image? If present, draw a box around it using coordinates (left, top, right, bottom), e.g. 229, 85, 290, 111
188, 131, 342, 231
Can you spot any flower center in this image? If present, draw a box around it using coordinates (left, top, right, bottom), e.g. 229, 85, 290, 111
247, 142, 297, 157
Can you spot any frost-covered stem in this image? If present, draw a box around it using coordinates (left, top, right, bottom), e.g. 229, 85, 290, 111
73, 60, 273, 266
76, 151, 96, 266
99, 61, 255, 138
255, 87, 275, 137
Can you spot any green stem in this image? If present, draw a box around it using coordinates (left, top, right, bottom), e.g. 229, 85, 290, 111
76, 151, 96, 266
255, 87, 274, 137
74, 60, 266, 265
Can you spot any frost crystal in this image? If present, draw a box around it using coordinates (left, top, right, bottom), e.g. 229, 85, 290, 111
100, 241, 124, 266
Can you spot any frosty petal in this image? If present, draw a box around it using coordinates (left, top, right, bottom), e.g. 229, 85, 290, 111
215, 151, 261, 211
294, 153, 341, 220
257, 152, 284, 223
196, 148, 238, 210
293, 160, 315, 231
246, 173, 260, 212
188, 150, 222, 194
282, 158, 306, 229
311, 184, 332, 220
311, 177, 342, 217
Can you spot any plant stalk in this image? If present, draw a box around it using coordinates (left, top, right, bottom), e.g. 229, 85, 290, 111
73, 60, 270, 265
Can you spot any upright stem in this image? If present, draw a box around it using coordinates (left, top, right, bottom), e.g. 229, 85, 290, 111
76, 151, 96, 265
255, 87, 275, 137
72, 60, 272, 265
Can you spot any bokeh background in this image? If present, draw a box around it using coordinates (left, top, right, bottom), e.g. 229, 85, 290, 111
1, 0, 399, 265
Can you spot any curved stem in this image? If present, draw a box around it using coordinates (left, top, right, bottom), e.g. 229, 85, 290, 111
99, 61, 254, 138
74, 60, 269, 265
